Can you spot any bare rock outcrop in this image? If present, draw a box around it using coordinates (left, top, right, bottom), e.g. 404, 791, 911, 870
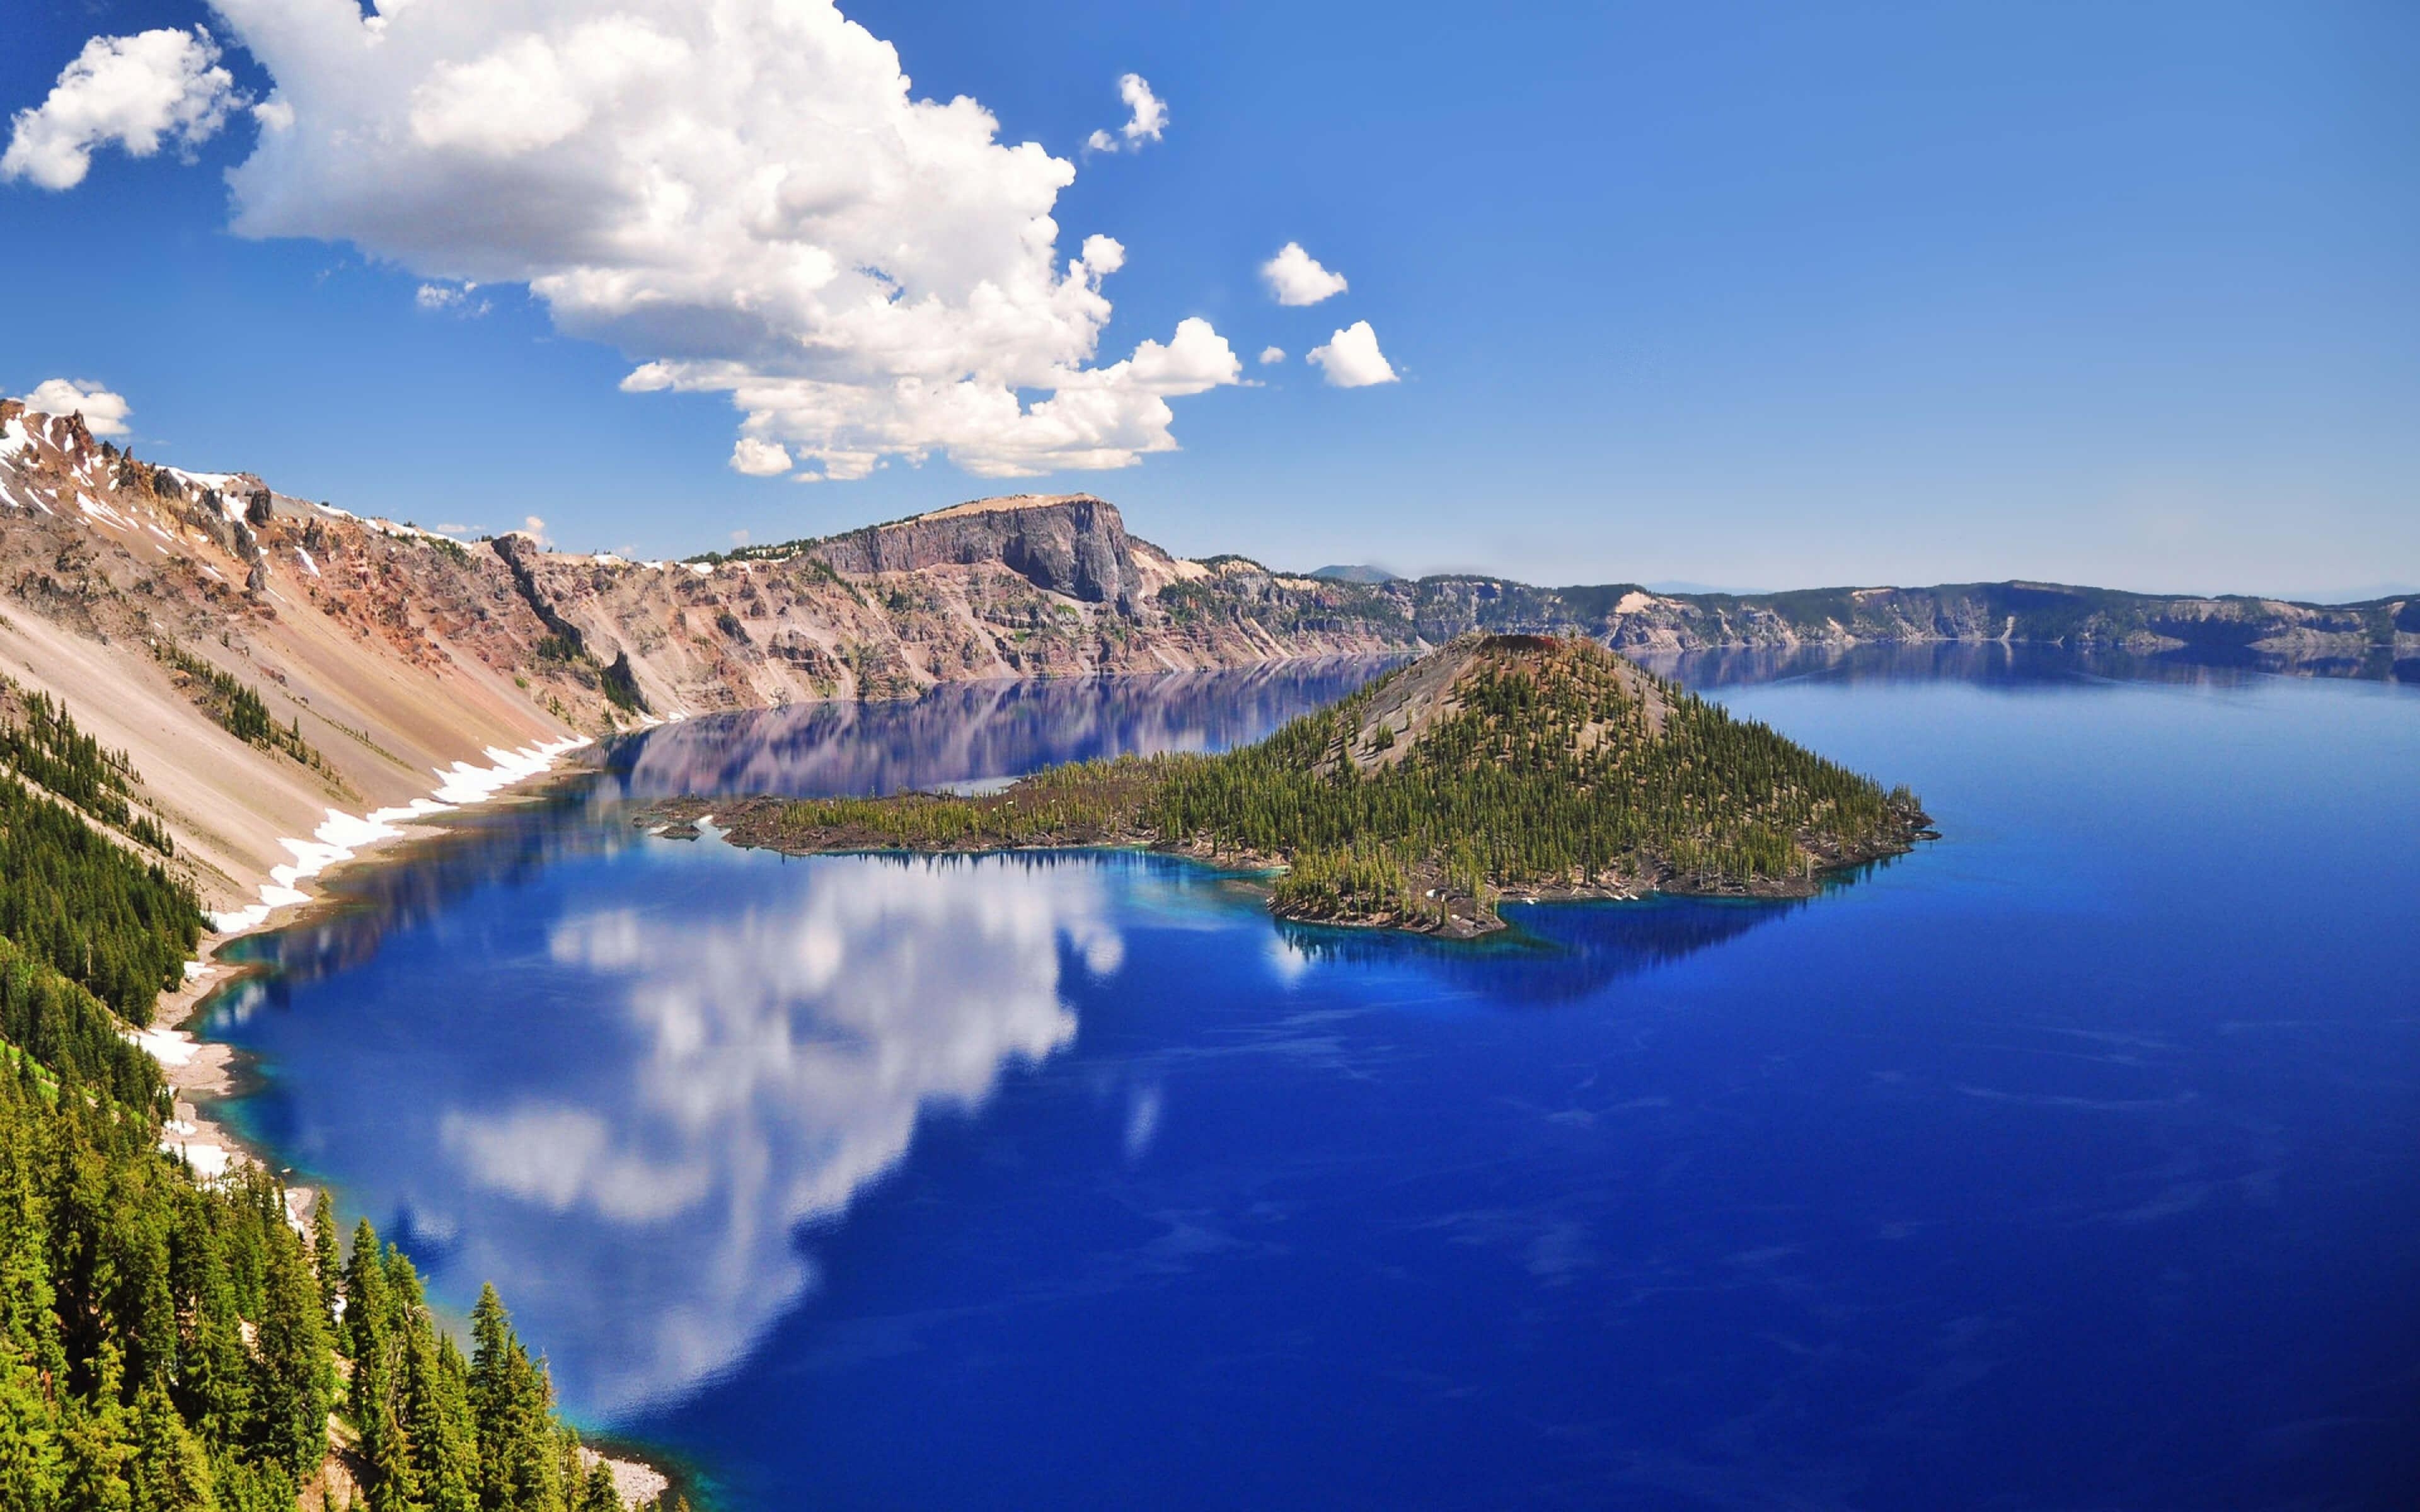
809, 494, 1145, 614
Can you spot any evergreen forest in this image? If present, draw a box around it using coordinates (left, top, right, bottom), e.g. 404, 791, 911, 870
0, 694, 681, 1511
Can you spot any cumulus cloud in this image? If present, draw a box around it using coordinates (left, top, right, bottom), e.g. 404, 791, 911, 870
729, 437, 793, 478
1307, 321, 1398, 388
1085, 72, 1167, 155
1258, 346, 1286, 365
1, 28, 241, 190
21, 377, 132, 435
1261, 241, 1349, 306
22, 4, 1238, 480
414, 280, 489, 316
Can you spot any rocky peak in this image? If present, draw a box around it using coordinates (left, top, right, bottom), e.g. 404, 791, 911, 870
1326, 633, 1673, 776
808, 493, 1146, 616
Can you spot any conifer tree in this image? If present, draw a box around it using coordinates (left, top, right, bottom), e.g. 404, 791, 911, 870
309, 1202, 342, 1331
250, 1239, 330, 1480
57, 1343, 133, 1512
0, 1350, 64, 1512
128, 1381, 214, 1512
577, 1459, 619, 1512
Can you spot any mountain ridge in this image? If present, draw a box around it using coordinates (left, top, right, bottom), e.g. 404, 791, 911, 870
3, 398, 2412, 927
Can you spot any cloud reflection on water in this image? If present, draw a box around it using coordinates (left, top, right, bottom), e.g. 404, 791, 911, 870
422, 852, 1121, 1411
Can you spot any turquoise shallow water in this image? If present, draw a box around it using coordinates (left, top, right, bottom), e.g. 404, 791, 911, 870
207, 651, 2420, 1509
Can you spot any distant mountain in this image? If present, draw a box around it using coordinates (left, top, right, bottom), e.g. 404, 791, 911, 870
4, 393, 2413, 924
1385, 577, 2417, 670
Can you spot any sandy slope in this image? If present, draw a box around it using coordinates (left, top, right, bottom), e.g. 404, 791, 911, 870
1, 408, 589, 925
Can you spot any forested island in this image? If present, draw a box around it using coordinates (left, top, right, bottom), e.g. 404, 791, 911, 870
648, 635, 1933, 936
0, 686, 677, 1511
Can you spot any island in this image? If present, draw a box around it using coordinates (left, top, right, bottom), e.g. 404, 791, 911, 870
639, 634, 1935, 937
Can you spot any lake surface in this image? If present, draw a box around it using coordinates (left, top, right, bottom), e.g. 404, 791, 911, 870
204, 649, 2420, 1509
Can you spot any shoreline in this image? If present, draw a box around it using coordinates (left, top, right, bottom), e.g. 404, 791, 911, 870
633, 796, 1932, 941
131, 741, 686, 1506
145, 738, 603, 1184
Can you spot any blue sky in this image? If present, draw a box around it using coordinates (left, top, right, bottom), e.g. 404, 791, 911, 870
4, 1, 2414, 597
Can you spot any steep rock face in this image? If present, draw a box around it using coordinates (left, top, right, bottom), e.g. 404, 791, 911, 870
809, 495, 1144, 614
500, 536, 1398, 719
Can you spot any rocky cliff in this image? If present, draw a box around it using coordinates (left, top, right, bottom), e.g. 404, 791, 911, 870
0, 401, 1398, 922
805, 493, 1148, 613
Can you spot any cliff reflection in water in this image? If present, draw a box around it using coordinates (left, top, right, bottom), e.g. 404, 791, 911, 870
602, 656, 1400, 801
223, 659, 1396, 998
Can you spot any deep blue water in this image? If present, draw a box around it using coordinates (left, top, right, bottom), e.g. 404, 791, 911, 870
204, 650, 2420, 1510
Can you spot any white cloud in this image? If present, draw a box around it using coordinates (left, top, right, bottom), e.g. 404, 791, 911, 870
1086, 72, 1167, 155
1258, 346, 1286, 365
729, 437, 793, 477
21, 378, 132, 435
1307, 321, 1398, 388
415, 280, 489, 316
1117, 72, 1167, 146
1261, 241, 1349, 306
1, 28, 241, 190
44, 3, 1236, 481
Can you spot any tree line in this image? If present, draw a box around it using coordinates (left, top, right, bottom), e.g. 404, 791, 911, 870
0, 697, 684, 1510
0, 684, 173, 854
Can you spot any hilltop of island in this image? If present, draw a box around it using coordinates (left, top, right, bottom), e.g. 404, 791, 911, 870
646, 634, 1934, 936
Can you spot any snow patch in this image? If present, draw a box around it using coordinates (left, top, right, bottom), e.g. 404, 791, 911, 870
205, 736, 591, 934
207, 902, 271, 932
162, 1136, 233, 1179
295, 547, 321, 576
124, 1025, 199, 1067
164, 468, 244, 503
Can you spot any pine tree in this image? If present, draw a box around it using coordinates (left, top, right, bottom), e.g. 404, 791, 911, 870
576, 1460, 619, 1512
399, 1328, 476, 1512
249, 1238, 330, 1480
467, 1286, 564, 1512
309, 1201, 342, 1332
57, 1344, 134, 1512
0, 1349, 64, 1512
127, 1382, 214, 1512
